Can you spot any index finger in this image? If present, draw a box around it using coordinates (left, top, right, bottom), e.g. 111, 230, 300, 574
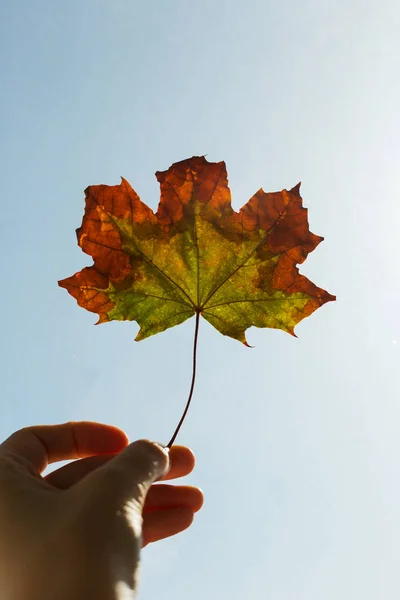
45, 444, 196, 489
162, 445, 195, 480
0, 422, 129, 473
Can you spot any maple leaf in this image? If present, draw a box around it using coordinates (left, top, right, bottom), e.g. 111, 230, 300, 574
59, 156, 335, 345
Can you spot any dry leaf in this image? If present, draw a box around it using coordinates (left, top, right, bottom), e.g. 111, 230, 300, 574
59, 156, 335, 345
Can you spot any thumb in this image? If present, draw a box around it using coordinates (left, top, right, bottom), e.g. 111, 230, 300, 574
83, 439, 170, 511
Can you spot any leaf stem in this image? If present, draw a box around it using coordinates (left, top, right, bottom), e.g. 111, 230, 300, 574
167, 310, 200, 448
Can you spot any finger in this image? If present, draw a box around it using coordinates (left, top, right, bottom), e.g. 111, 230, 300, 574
83, 440, 169, 510
144, 484, 204, 514
160, 445, 195, 481
142, 506, 194, 547
45, 445, 195, 489
45, 455, 110, 489
0, 422, 129, 474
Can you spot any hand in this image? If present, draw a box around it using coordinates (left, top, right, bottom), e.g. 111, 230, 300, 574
0, 421, 203, 600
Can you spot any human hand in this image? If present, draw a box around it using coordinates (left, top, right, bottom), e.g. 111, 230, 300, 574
0, 421, 203, 600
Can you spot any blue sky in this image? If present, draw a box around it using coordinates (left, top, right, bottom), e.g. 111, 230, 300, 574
1, 0, 400, 598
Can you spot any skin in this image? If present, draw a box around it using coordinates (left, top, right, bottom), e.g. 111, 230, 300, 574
0, 421, 203, 600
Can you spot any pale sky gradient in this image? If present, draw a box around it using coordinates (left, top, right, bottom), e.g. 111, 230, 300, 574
1, 1, 400, 598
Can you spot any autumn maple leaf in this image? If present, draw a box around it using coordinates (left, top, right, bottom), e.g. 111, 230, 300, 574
59, 156, 335, 347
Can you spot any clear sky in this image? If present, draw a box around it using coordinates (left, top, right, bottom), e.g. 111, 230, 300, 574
1, 1, 400, 598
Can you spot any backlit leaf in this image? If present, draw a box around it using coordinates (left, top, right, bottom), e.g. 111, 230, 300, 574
59, 156, 335, 344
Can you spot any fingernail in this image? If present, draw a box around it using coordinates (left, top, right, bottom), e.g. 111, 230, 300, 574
154, 442, 169, 455
153, 442, 170, 478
